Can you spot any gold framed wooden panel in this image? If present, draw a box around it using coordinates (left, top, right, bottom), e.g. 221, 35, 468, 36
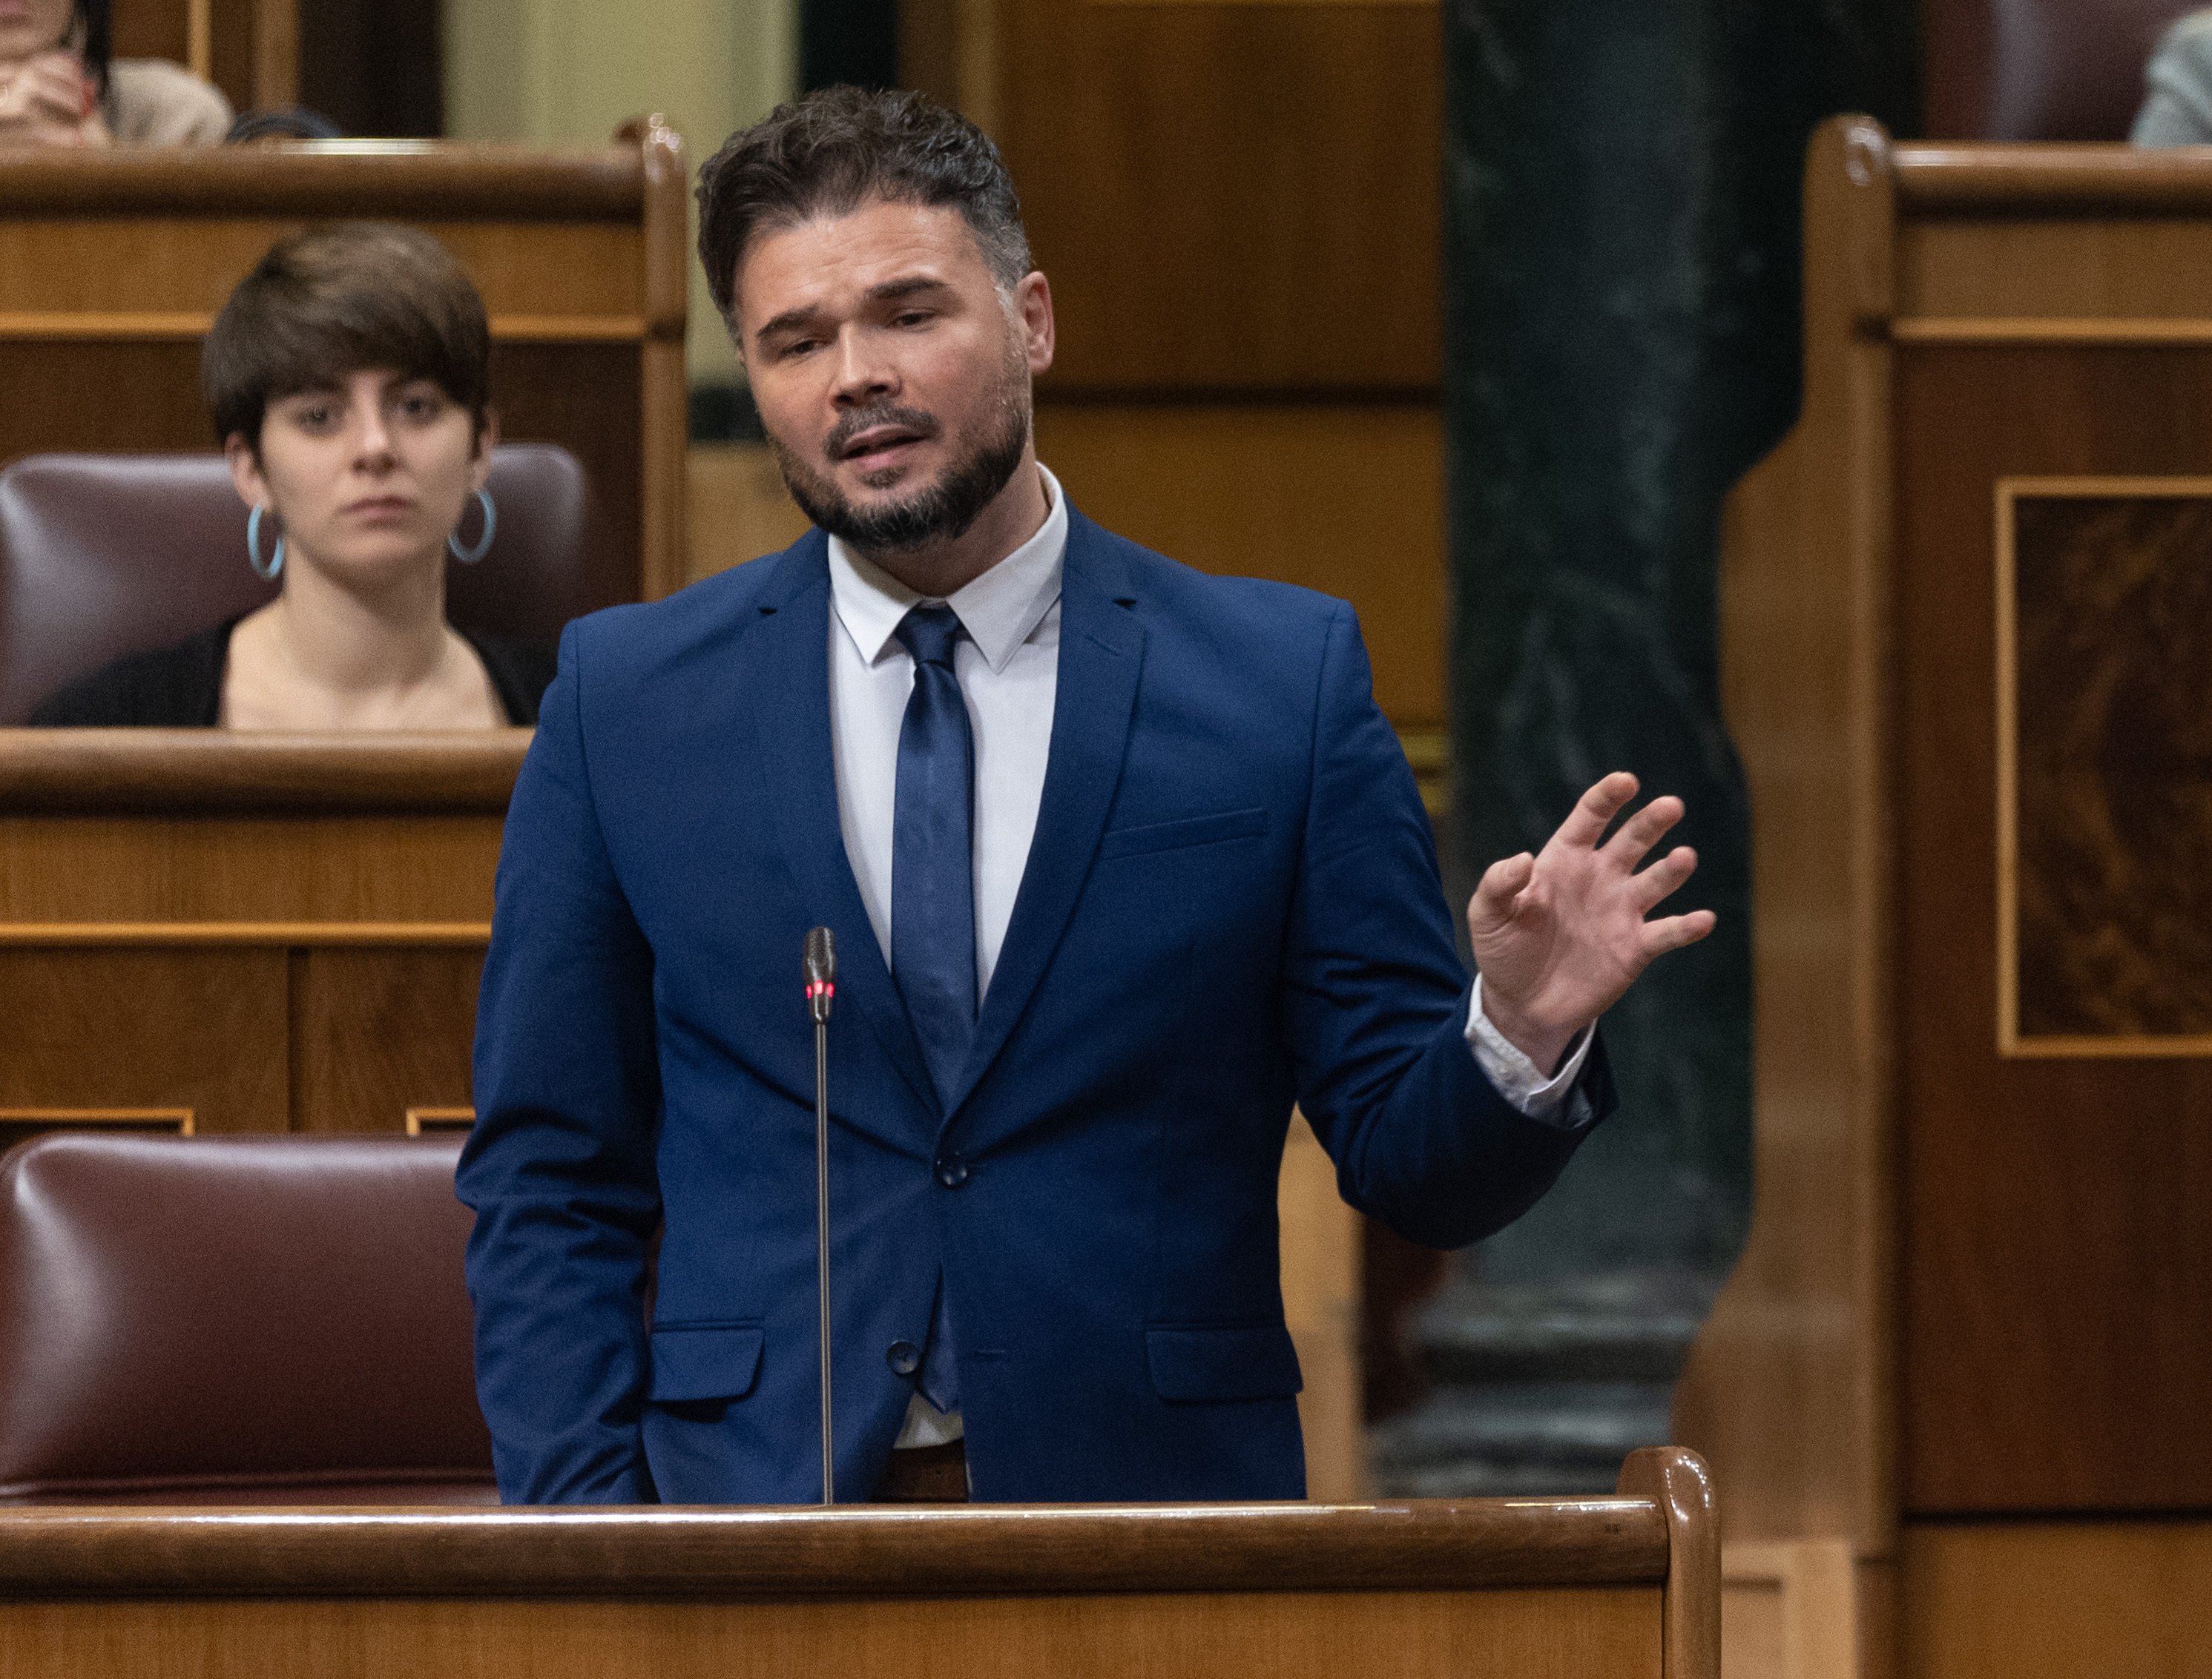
405, 1107, 476, 1135
1995, 475, 2212, 1058
0, 1106, 194, 1155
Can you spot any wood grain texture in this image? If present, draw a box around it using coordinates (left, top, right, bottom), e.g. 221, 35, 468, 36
0, 1587, 1658, 1679
1620, 1448, 1722, 1679
0, 818, 501, 923
992, 1, 1440, 393
0, 732, 524, 812
292, 948, 483, 1133
1895, 343, 2212, 1514
1891, 141, 2212, 208
0, 949, 288, 1132
1900, 1520, 2212, 1679
0, 1500, 1670, 1597
1673, 116, 1902, 1558
112, 0, 273, 115
1033, 402, 1446, 725
1279, 1112, 1366, 1501
0, 147, 646, 219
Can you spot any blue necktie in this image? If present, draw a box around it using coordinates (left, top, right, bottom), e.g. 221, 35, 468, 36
891, 603, 974, 1417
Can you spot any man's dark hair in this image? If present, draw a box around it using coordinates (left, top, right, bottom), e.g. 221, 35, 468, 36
695, 85, 1032, 323
202, 222, 492, 451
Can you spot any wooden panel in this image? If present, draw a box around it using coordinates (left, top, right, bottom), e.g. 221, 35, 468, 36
685, 409, 1447, 726
0, 219, 642, 320
0, 1589, 1658, 1679
0, 948, 287, 1132
1900, 1520, 2212, 1679
0, 814, 501, 923
292, 947, 482, 1132
684, 443, 812, 584
1034, 402, 1446, 725
111, 0, 280, 113
1719, 1542, 1866, 1679
949, 3, 1438, 394
1895, 343, 2212, 1513
1279, 1111, 1365, 1502
1673, 118, 1902, 1557
491, 342, 645, 617
0, 1495, 1674, 1592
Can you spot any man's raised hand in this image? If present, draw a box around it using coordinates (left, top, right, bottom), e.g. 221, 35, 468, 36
1466, 771, 1716, 1073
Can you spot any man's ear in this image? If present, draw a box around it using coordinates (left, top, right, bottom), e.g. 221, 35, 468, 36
223, 432, 269, 511
470, 406, 501, 491
1015, 270, 1055, 378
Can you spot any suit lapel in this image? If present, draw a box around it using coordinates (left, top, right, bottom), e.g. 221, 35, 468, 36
750, 536, 941, 1127
941, 511, 1146, 1125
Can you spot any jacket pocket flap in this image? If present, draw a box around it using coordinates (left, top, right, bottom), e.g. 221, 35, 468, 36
1145, 1323, 1303, 1402
1100, 807, 1268, 860
648, 1323, 765, 1403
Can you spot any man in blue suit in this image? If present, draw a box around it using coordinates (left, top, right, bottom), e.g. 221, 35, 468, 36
458, 88, 1714, 1505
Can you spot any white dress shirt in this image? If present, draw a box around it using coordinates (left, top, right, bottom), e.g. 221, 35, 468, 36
825, 464, 1593, 1447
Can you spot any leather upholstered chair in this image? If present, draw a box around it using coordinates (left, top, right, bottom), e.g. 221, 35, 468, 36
0, 1131, 496, 1503
0, 443, 593, 724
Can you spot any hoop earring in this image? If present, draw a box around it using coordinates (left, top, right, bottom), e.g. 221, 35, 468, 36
246, 504, 284, 581
448, 488, 497, 564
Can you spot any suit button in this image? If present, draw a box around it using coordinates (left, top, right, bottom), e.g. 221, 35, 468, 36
886, 1340, 921, 1376
934, 1153, 970, 1188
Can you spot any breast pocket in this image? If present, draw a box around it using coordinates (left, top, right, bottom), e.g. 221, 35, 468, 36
1099, 807, 1268, 861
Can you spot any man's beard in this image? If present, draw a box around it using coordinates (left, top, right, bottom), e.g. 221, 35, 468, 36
769, 369, 1032, 555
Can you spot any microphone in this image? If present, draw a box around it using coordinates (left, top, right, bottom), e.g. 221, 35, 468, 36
805, 926, 836, 1503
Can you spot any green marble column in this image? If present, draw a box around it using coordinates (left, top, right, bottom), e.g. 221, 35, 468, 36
1380, 1, 1916, 1494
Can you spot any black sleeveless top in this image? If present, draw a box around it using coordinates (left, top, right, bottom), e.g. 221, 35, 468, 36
29, 618, 556, 728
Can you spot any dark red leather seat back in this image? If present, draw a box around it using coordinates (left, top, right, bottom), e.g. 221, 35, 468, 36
0, 1131, 496, 1503
1926, 0, 2205, 139
0, 443, 592, 724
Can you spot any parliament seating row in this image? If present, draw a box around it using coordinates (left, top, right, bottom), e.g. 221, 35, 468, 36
1679, 116, 2212, 1679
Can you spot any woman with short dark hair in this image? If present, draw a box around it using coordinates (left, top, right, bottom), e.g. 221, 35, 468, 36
33, 222, 553, 728
0, 0, 231, 148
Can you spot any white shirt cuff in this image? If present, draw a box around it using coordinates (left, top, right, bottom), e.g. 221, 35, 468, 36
1464, 974, 1596, 1131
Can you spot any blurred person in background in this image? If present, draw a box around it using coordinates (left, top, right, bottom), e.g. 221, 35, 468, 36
2135, 9, 2212, 144
33, 222, 553, 728
0, 0, 229, 148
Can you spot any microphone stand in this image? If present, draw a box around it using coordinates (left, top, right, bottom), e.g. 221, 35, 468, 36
805, 927, 837, 1505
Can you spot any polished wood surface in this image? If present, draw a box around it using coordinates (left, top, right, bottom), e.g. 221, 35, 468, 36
906, 0, 1439, 395
0, 734, 510, 1138
1674, 114, 1900, 1558
1894, 345, 2212, 1513
1280, 1111, 1366, 1501
1681, 108, 2212, 1679
0, 730, 527, 811
0, 1453, 1719, 1679
0, 1591, 1659, 1679
0, 1495, 1673, 1597
0, 131, 688, 604
1900, 1520, 2212, 1679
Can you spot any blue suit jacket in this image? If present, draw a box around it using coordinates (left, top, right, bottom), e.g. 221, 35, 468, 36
459, 507, 1610, 1504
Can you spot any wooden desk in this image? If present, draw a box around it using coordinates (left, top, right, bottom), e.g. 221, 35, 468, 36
0, 730, 518, 1143
0, 1448, 1716, 1679
0, 130, 688, 604
0, 729, 1369, 1499
1678, 118, 2212, 1679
